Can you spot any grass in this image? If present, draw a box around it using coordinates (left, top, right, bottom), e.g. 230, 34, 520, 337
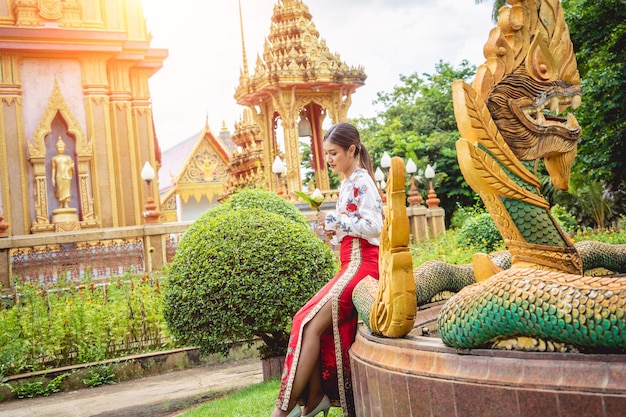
178, 379, 343, 417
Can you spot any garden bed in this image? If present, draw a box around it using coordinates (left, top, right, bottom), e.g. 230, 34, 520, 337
0, 342, 260, 403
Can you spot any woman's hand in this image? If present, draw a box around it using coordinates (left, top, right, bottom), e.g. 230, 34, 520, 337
317, 210, 326, 225
317, 211, 335, 240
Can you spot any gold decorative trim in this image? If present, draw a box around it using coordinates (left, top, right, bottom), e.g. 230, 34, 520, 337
38, 0, 62, 20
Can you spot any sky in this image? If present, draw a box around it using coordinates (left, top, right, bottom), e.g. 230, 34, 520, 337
142, 0, 495, 151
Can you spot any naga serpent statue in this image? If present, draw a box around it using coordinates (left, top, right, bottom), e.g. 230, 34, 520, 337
354, 0, 626, 352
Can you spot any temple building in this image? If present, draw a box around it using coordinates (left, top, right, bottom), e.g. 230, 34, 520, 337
159, 121, 233, 222
232, 0, 366, 198
0, 0, 166, 236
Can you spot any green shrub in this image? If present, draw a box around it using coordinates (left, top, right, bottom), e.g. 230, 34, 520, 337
456, 212, 503, 253
224, 188, 308, 226
82, 364, 117, 388
11, 373, 68, 398
450, 202, 484, 230
164, 203, 336, 359
551, 204, 579, 234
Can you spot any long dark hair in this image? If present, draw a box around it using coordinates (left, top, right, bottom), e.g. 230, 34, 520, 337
323, 122, 376, 183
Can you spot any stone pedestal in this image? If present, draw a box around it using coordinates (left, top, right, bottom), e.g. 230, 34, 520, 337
350, 304, 626, 417
52, 208, 80, 231
52, 208, 78, 223
426, 207, 445, 238
407, 205, 428, 242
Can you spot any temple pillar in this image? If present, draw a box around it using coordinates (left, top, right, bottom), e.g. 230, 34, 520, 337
131, 66, 161, 225
0, 53, 28, 235
282, 120, 302, 197
308, 103, 330, 192
108, 60, 141, 226
81, 55, 113, 227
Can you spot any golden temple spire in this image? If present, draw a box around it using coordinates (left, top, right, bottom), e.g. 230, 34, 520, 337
238, 0, 249, 79
235, 0, 366, 106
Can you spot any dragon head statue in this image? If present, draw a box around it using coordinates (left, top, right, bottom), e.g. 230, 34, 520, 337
473, 0, 581, 190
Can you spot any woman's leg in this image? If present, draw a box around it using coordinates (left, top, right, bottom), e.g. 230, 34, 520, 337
302, 357, 325, 415
271, 302, 332, 417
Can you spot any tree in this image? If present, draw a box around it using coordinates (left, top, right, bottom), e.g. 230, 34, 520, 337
562, 0, 626, 206
353, 60, 478, 220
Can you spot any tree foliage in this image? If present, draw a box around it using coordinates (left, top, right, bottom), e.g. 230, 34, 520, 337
353, 60, 478, 219
562, 0, 626, 201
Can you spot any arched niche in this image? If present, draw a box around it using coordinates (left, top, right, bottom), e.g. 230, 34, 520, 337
27, 80, 99, 233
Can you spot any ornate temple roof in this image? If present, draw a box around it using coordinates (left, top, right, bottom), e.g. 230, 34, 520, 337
235, 0, 366, 106
159, 122, 231, 195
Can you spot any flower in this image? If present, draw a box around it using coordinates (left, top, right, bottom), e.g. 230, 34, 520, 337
346, 203, 358, 212
294, 188, 326, 211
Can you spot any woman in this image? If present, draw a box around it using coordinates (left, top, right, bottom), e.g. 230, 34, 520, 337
271, 122, 383, 417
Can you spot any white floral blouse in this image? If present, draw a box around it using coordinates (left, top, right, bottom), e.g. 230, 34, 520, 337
324, 168, 383, 246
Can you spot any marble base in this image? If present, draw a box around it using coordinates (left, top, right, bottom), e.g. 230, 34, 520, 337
350, 304, 626, 417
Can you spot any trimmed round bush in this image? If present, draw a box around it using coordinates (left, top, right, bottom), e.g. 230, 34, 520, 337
195, 188, 308, 226
226, 189, 308, 226
164, 206, 336, 359
456, 212, 503, 252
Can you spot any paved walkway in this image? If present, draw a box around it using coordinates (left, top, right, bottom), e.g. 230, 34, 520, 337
0, 358, 263, 417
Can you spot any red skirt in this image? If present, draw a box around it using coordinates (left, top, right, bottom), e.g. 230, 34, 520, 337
276, 236, 379, 417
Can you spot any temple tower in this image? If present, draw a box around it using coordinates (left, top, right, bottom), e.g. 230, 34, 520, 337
234, 0, 366, 196
0, 0, 166, 235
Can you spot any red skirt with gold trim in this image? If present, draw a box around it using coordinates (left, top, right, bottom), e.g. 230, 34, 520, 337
277, 236, 379, 417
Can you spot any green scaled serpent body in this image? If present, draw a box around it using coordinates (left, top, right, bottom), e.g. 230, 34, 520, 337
438, 263, 626, 350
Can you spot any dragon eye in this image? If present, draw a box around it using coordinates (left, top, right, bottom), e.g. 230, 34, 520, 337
526, 33, 556, 82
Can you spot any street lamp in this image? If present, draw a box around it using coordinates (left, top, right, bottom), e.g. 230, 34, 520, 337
141, 161, 161, 223
272, 156, 287, 195
424, 164, 440, 209
406, 158, 423, 206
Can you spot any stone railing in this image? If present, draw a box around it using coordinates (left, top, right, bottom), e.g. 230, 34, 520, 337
0, 222, 192, 288
0, 201, 446, 287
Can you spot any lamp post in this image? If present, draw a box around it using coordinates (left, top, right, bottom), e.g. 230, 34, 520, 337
424, 164, 440, 209
405, 158, 423, 207
141, 161, 161, 223
271, 156, 287, 195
